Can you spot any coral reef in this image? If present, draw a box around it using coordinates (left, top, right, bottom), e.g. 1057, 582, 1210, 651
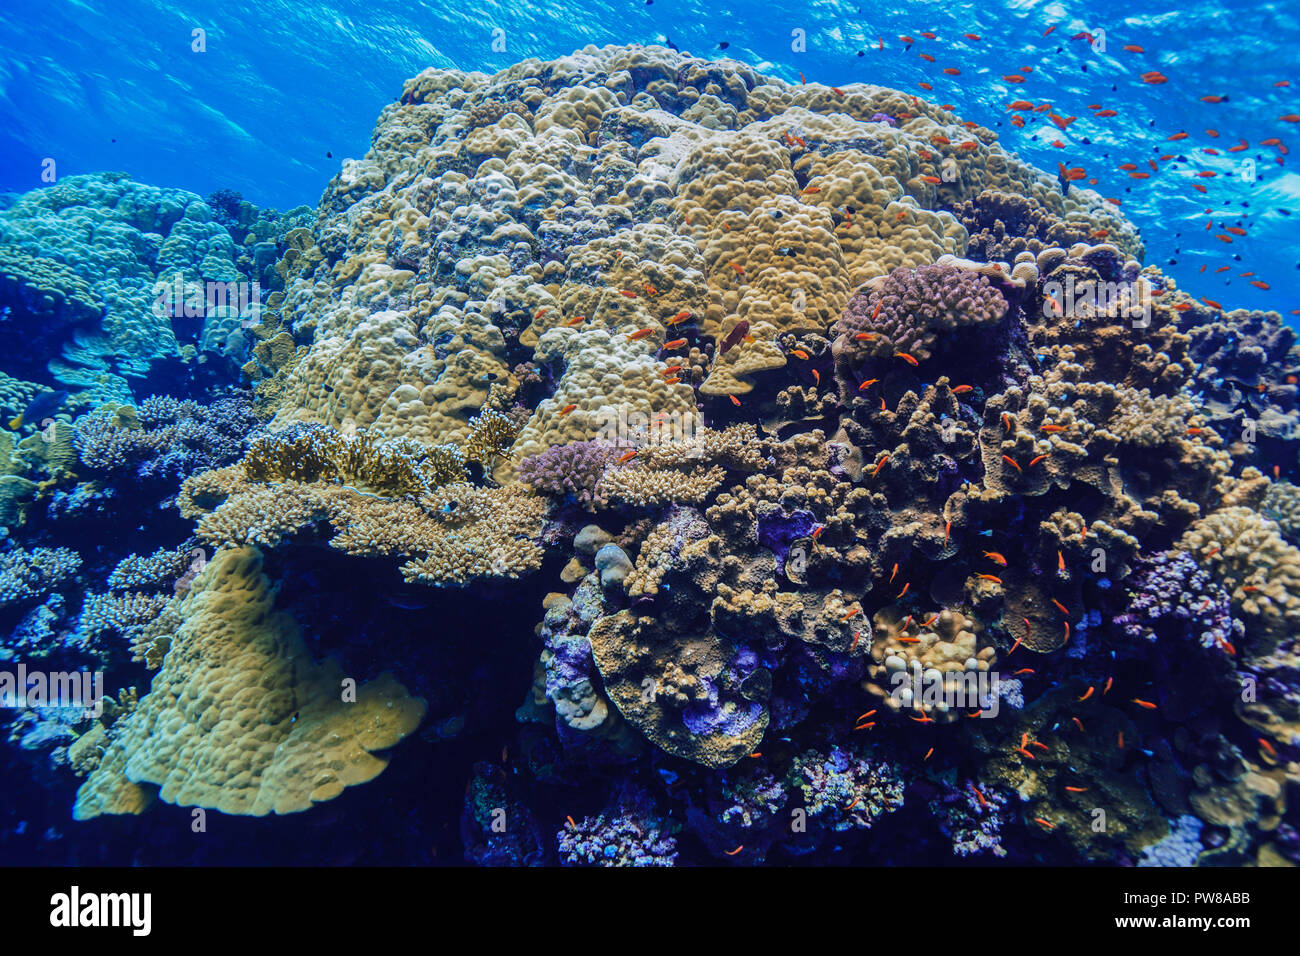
2, 44, 1298, 868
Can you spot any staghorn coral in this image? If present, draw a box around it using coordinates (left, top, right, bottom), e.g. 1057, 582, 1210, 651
243, 423, 468, 494
0, 546, 81, 608
73, 392, 257, 481
181, 457, 549, 587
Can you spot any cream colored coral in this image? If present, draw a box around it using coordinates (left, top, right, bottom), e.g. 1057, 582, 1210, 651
73, 547, 426, 819
1179, 507, 1300, 648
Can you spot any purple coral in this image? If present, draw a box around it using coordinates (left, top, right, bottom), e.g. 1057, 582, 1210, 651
934, 779, 1011, 858
72, 391, 255, 481
789, 744, 904, 832
557, 786, 677, 866
518, 439, 619, 509
1115, 550, 1243, 653
833, 263, 1007, 362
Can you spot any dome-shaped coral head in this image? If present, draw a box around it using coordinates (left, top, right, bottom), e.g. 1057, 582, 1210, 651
833, 263, 1007, 363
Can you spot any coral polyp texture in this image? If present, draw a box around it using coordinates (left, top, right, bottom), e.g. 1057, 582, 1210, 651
3, 44, 1299, 869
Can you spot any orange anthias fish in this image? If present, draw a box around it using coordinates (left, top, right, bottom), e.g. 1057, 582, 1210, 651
983, 551, 1008, 566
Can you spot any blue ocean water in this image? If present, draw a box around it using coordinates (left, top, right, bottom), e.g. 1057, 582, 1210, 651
3, 0, 1299, 313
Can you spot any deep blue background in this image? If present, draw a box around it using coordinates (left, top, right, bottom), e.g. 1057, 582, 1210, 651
2, 0, 1298, 314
